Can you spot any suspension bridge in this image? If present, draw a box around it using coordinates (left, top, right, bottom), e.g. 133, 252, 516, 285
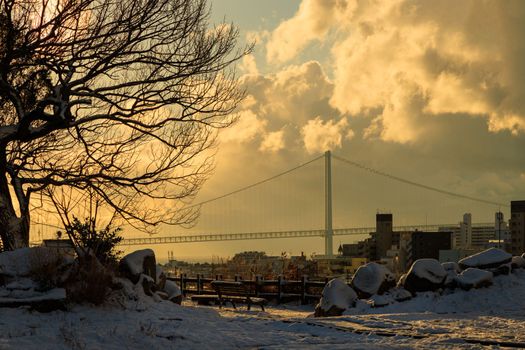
108, 151, 502, 256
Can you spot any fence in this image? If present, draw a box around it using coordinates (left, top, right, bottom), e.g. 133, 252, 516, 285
167, 274, 337, 304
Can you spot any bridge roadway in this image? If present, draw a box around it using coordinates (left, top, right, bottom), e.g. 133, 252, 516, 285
120, 222, 492, 246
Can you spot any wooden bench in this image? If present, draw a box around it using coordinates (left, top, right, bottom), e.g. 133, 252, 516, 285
191, 281, 267, 311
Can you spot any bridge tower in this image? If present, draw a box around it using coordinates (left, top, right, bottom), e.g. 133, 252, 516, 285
325, 150, 333, 257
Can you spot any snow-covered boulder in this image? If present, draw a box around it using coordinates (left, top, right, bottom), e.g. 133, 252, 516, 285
491, 262, 511, 276
314, 278, 357, 317
119, 249, 156, 285
403, 259, 447, 294
512, 256, 525, 270
370, 294, 394, 308
389, 287, 412, 302
0, 248, 35, 279
163, 280, 182, 304
156, 265, 166, 290
455, 268, 493, 291
459, 248, 511, 270
442, 262, 460, 288
350, 262, 396, 298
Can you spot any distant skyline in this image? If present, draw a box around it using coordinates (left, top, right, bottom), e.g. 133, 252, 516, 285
36, 1, 525, 262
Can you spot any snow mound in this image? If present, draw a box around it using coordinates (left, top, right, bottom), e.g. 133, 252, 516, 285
455, 268, 493, 290
351, 262, 395, 298
459, 248, 511, 270
315, 278, 357, 317
403, 259, 446, 294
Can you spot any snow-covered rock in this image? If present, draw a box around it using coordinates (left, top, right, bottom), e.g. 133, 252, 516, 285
455, 268, 493, 291
512, 256, 525, 270
314, 278, 357, 317
0, 248, 34, 278
163, 280, 182, 304
389, 287, 412, 302
403, 259, 447, 294
442, 262, 460, 288
459, 248, 511, 270
491, 262, 511, 276
156, 265, 166, 290
119, 249, 156, 284
370, 294, 394, 308
351, 262, 396, 298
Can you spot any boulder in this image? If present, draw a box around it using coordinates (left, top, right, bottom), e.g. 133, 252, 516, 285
459, 248, 511, 270
156, 265, 167, 290
490, 262, 511, 276
389, 287, 412, 302
455, 268, 493, 291
0, 248, 38, 279
351, 262, 396, 298
403, 259, 447, 294
370, 294, 394, 308
512, 256, 525, 270
442, 262, 461, 288
163, 280, 182, 304
119, 249, 156, 285
0, 286, 66, 312
314, 278, 357, 317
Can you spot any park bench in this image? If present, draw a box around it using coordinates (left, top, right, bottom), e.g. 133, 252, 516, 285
191, 281, 267, 311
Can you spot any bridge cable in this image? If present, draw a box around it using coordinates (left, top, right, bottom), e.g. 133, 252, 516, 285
181, 154, 324, 210
332, 154, 508, 208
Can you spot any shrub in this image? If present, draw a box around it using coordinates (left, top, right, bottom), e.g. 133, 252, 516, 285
66, 257, 114, 305
64, 217, 123, 266
29, 247, 68, 291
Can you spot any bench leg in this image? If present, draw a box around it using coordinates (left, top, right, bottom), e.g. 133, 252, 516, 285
260, 304, 265, 312
231, 301, 236, 309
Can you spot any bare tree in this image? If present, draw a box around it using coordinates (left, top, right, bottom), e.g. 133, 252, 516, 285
0, 0, 251, 250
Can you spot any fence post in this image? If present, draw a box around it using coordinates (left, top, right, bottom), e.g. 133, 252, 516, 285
255, 275, 261, 297
197, 274, 202, 295
301, 275, 308, 305
180, 273, 186, 296
277, 275, 283, 304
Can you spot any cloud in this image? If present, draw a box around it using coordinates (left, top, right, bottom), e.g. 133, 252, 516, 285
301, 117, 350, 154
266, 0, 525, 141
239, 54, 258, 76
259, 130, 286, 153
266, 0, 348, 63
219, 110, 266, 144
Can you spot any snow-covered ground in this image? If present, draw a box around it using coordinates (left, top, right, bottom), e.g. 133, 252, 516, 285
2, 270, 525, 349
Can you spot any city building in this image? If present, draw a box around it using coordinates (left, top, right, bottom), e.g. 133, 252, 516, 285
510, 200, 525, 255
441, 212, 510, 250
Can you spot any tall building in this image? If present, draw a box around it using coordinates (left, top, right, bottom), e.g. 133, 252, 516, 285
510, 201, 525, 255
374, 213, 393, 260
459, 213, 472, 248
445, 212, 509, 250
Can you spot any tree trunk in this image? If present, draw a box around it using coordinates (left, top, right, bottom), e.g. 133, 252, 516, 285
0, 151, 30, 250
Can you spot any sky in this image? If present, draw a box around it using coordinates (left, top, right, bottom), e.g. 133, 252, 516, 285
36, 0, 525, 262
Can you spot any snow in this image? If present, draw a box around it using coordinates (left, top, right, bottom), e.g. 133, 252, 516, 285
319, 278, 357, 311
512, 256, 525, 269
407, 259, 446, 284
3, 267, 525, 348
121, 249, 155, 275
454, 268, 493, 290
459, 248, 511, 269
0, 248, 34, 276
164, 280, 182, 299
351, 262, 395, 297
